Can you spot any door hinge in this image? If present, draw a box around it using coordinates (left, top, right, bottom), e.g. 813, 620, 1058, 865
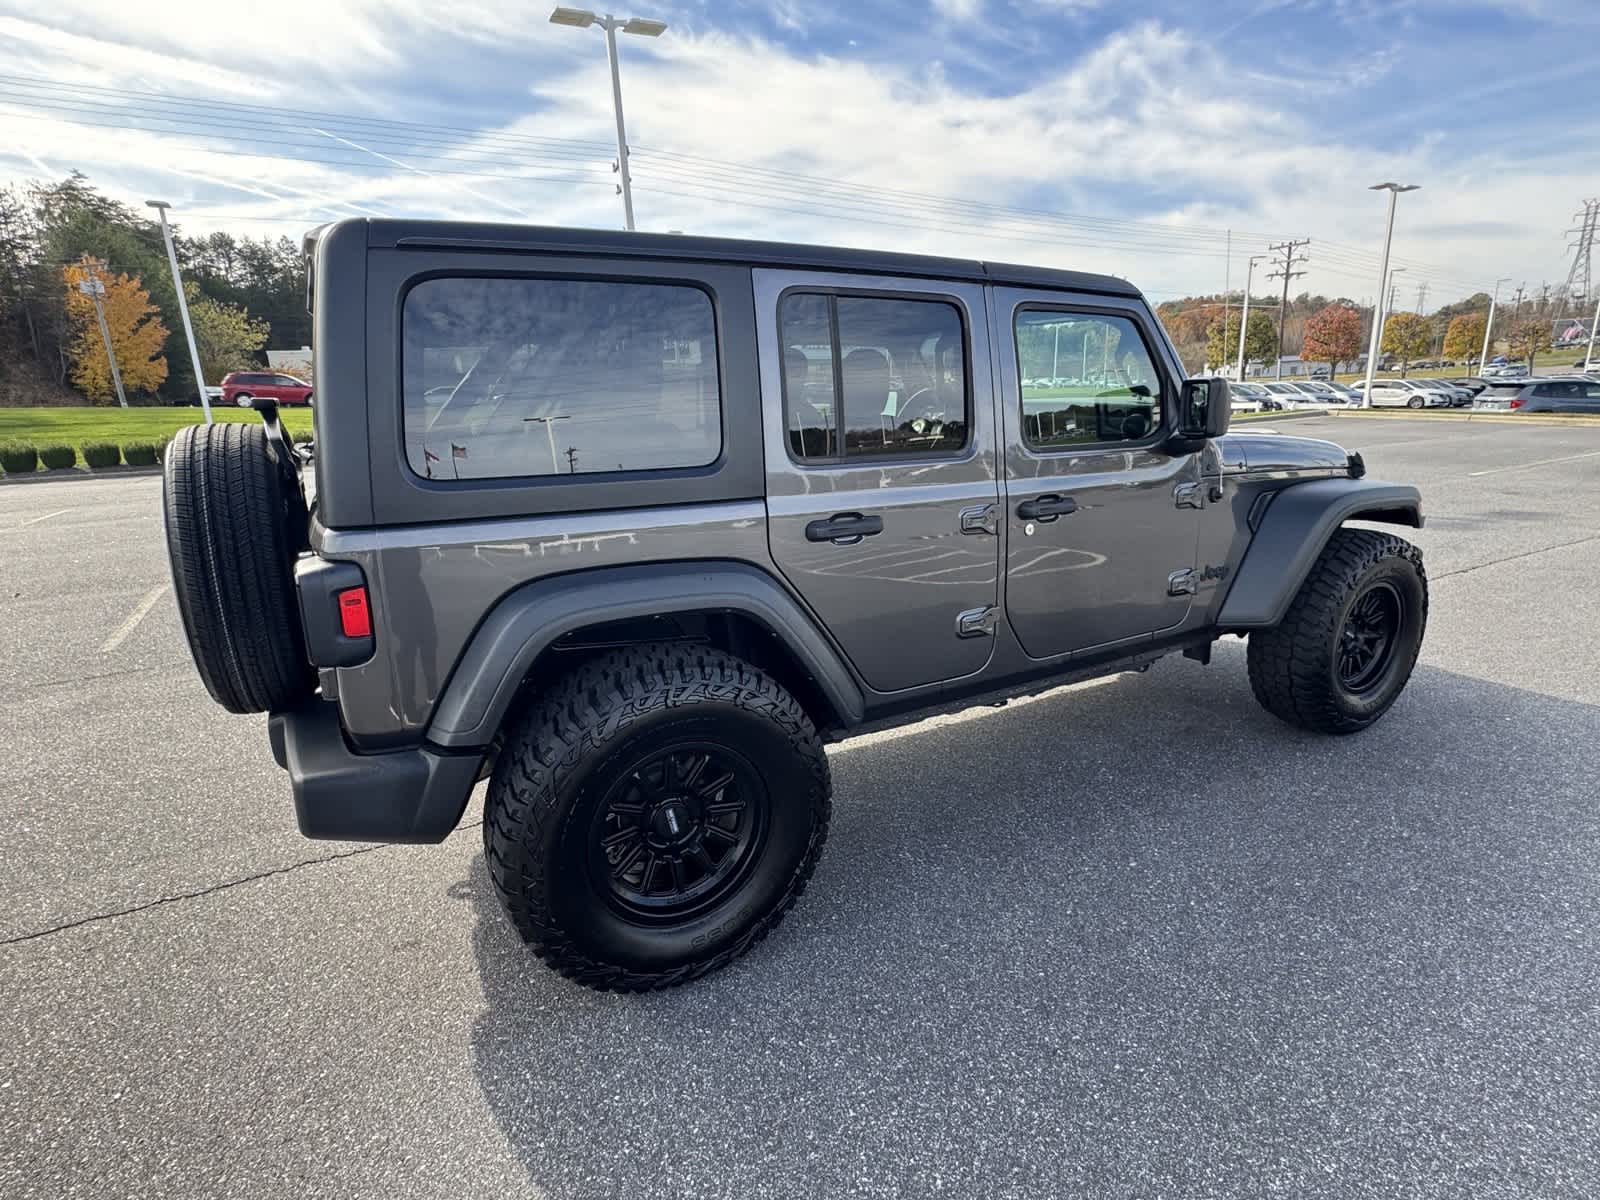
956, 605, 999, 638
959, 503, 998, 536
1174, 482, 1204, 509
1167, 568, 1198, 596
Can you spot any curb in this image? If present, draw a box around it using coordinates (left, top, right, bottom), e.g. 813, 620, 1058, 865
0, 464, 163, 485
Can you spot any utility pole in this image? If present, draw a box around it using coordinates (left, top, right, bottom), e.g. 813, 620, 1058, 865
565, 446, 580, 474
1266, 238, 1310, 379
1388, 280, 1401, 313
77, 257, 127, 409
1222, 229, 1231, 365
1512, 283, 1527, 323
1236, 254, 1267, 381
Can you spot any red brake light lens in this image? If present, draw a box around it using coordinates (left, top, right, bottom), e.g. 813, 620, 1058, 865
337, 587, 372, 639
1510, 397, 1525, 409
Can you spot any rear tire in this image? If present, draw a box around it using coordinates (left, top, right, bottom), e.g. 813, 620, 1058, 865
484, 643, 831, 992
163, 422, 314, 713
1247, 528, 1427, 735
1406, 396, 1423, 409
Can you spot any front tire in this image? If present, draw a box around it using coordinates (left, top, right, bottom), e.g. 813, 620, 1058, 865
1247, 528, 1427, 734
234, 392, 253, 408
1406, 396, 1423, 409
484, 643, 831, 991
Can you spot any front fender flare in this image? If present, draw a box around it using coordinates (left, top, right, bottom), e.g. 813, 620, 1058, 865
1217, 478, 1423, 629
425, 561, 865, 748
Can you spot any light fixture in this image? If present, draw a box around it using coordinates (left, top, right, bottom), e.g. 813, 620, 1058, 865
621, 16, 667, 35
549, 6, 597, 27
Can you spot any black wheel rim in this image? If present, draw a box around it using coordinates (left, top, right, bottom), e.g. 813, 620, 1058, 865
590, 742, 768, 923
1338, 581, 1403, 694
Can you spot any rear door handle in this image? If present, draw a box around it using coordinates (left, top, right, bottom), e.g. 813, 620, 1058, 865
805, 512, 884, 544
1016, 494, 1078, 521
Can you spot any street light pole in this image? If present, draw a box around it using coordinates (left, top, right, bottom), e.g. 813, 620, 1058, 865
1360, 182, 1418, 408
147, 200, 213, 423
1236, 254, 1266, 381
1479, 277, 1510, 375
1586, 292, 1599, 368
550, 8, 668, 232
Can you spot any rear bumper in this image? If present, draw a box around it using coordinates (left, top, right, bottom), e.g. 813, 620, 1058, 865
268, 701, 483, 843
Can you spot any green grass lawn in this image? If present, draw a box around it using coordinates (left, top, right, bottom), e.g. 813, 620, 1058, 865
0, 406, 314, 449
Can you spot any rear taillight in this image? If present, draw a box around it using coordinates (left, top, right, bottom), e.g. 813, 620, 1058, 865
337, 587, 372, 638
1510, 397, 1525, 409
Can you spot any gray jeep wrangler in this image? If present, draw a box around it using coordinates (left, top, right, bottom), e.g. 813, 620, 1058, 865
163, 220, 1426, 991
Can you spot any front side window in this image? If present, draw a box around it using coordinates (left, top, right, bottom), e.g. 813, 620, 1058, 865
402, 276, 720, 480
780, 292, 968, 461
1015, 310, 1162, 447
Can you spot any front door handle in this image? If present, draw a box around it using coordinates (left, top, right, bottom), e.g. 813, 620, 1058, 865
1016, 494, 1078, 521
805, 512, 884, 544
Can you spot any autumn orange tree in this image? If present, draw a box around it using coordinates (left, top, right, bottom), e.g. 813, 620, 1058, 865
1441, 313, 1486, 366
1301, 303, 1364, 377
62, 263, 168, 402
1381, 312, 1431, 375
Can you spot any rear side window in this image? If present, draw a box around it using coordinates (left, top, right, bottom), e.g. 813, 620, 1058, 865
1015, 310, 1162, 447
402, 277, 720, 480
779, 292, 968, 461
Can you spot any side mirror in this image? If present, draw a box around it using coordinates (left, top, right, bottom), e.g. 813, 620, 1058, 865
1180, 377, 1231, 439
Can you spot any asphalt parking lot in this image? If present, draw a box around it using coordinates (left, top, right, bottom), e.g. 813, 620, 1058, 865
4, 414, 1600, 1199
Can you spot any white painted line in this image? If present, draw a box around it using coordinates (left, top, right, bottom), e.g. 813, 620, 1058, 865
6, 509, 71, 530
1467, 449, 1600, 478
100, 584, 168, 654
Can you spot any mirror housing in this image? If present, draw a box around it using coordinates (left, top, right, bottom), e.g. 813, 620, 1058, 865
1179, 377, 1231, 440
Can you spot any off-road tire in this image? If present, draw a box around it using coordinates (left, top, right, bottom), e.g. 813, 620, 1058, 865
1247, 528, 1427, 735
163, 422, 314, 713
484, 643, 831, 992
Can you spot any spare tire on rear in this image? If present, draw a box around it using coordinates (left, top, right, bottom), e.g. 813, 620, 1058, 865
163, 422, 315, 714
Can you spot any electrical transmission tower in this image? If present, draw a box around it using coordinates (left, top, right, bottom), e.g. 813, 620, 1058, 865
1414, 281, 1430, 314
1562, 198, 1598, 307
1266, 239, 1310, 379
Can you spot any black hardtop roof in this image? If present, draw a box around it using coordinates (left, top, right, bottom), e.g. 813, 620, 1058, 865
307, 218, 1142, 298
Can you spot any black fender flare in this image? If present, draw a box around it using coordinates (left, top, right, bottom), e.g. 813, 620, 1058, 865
425, 561, 866, 748
1217, 478, 1424, 629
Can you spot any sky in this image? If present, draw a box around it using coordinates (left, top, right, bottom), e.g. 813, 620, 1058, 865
0, 0, 1595, 312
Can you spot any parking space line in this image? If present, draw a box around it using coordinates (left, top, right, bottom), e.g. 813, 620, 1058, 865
5, 508, 72, 531
1467, 450, 1600, 478
100, 584, 168, 653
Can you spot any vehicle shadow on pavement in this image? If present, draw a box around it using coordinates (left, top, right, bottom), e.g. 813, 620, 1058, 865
464, 646, 1600, 1200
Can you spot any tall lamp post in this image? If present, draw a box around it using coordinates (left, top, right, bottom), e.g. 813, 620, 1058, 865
1360, 182, 1419, 407
549, 7, 668, 232
1479, 277, 1511, 376
1585, 293, 1600, 370
1236, 253, 1267, 380
146, 201, 213, 423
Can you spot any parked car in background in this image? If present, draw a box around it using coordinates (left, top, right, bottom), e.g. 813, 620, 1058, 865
1476, 378, 1539, 408
220, 371, 313, 407
1351, 379, 1454, 409
1454, 377, 1490, 397
1323, 381, 1361, 404
1259, 382, 1332, 410
1481, 363, 1530, 379
1508, 378, 1600, 413
1417, 378, 1473, 407
1229, 381, 1271, 412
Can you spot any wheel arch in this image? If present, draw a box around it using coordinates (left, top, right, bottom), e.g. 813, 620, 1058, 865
425, 561, 866, 749
1217, 478, 1424, 630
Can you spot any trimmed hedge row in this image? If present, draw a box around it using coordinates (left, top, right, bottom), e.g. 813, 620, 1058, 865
0, 437, 168, 474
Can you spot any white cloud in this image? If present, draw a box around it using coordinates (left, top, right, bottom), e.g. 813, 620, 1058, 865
932, 0, 984, 20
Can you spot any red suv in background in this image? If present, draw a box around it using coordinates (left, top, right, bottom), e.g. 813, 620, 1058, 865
220, 370, 312, 407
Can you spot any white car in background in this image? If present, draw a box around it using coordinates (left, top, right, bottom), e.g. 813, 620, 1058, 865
1351, 379, 1454, 409
1260, 381, 1338, 410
